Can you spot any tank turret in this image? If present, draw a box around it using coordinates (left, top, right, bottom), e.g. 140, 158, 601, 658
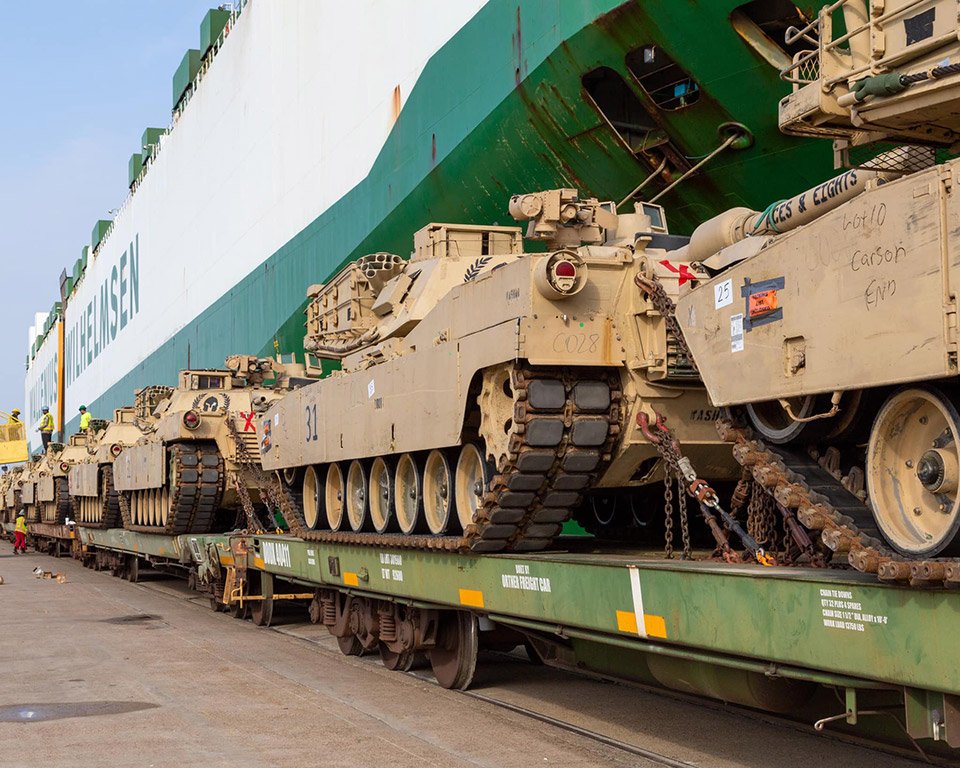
305, 225, 523, 363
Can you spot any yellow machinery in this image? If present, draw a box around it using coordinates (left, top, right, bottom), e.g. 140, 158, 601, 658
0, 411, 29, 464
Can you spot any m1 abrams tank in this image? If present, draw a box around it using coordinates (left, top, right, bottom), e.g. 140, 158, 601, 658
673, 0, 960, 583
0, 466, 22, 525
69, 399, 165, 529
19, 438, 86, 524
260, 188, 739, 553
110, 355, 308, 534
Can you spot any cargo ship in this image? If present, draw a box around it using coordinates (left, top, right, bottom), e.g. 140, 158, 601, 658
24, 0, 833, 451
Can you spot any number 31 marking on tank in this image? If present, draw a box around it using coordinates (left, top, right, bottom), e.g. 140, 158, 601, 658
304, 403, 319, 442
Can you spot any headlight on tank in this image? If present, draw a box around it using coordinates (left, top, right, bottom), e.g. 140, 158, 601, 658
59, 462, 69, 472
183, 410, 201, 430
110, 444, 123, 457
534, 251, 587, 300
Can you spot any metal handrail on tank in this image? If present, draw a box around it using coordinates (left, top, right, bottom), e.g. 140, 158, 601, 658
781, 0, 939, 87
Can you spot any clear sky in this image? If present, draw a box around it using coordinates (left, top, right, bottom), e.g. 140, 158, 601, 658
0, 0, 218, 419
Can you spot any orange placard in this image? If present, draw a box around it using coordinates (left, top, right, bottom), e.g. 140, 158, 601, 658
748, 289, 778, 318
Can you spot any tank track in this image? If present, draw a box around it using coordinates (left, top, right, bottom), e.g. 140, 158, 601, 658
278, 365, 621, 553
123, 443, 225, 535
720, 420, 960, 587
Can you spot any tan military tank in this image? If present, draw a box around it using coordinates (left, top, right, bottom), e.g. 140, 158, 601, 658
672, 0, 960, 582
111, 355, 308, 535
0, 466, 22, 525
69, 396, 167, 529
19, 440, 80, 524
260, 188, 739, 552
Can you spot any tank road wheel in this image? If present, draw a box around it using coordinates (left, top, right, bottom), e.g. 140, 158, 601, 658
867, 387, 960, 557
346, 460, 369, 532
379, 643, 415, 672
368, 457, 395, 534
455, 444, 491, 532
423, 450, 454, 534
250, 571, 274, 627
394, 454, 423, 535
744, 392, 867, 445
302, 466, 322, 530
325, 464, 346, 531
429, 611, 479, 690
746, 396, 827, 445
591, 495, 618, 529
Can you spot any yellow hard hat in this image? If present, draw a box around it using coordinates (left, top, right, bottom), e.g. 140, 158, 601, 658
11, 409, 20, 415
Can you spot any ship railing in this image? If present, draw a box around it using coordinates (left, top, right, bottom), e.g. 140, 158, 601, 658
781, 0, 951, 89
91, 0, 252, 263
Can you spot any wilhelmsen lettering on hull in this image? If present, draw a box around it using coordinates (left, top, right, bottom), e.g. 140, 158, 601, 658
65, 236, 140, 386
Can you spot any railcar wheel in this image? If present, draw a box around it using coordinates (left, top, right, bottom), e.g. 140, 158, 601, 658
125, 555, 140, 583
423, 450, 454, 534
337, 635, 363, 656
379, 643, 415, 672
346, 461, 369, 532
394, 454, 423, 534
229, 600, 250, 620
325, 463, 345, 531
302, 466, 322, 530
429, 611, 478, 690
454, 444, 490, 532
369, 457, 395, 533
867, 386, 960, 557
250, 572, 274, 627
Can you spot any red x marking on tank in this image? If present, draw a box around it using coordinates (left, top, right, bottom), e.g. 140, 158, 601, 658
659, 259, 696, 286
239, 411, 256, 432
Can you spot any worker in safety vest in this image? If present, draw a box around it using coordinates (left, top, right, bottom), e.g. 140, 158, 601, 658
13, 510, 27, 554
78, 405, 91, 433
7, 409, 21, 424
38, 406, 54, 450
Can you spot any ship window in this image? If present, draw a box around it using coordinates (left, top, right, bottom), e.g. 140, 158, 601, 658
731, 0, 811, 68
582, 67, 662, 155
196, 375, 223, 389
625, 47, 700, 111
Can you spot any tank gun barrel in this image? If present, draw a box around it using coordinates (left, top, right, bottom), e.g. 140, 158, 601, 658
686, 166, 887, 264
